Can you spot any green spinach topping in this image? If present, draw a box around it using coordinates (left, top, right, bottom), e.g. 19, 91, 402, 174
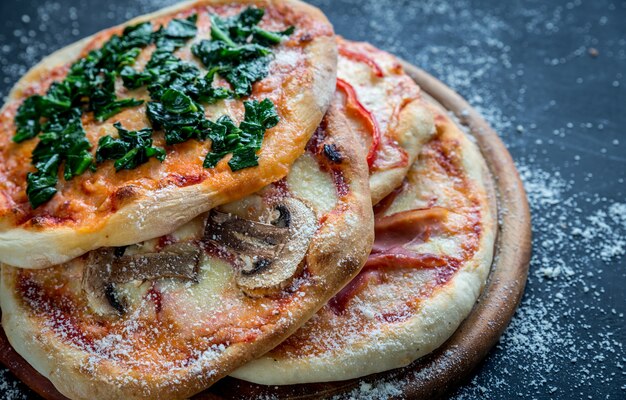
121, 14, 231, 106
26, 109, 94, 208
14, 21, 154, 144
96, 123, 166, 172
15, 21, 156, 207
13, 7, 293, 208
192, 7, 294, 97
204, 97, 279, 171
146, 89, 279, 170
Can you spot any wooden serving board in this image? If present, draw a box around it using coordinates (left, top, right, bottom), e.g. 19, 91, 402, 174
0, 65, 532, 400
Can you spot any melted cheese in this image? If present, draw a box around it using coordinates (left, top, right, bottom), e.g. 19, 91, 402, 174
0, 1, 337, 269
286, 153, 338, 216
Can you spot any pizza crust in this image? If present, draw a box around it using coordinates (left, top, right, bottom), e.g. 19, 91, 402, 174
1, 98, 374, 399
368, 100, 434, 204
231, 100, 497, 385
0, 0, 338, 269
335, 38, 435, 205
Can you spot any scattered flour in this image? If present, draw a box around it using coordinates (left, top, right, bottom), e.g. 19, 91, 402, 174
0, 0, 624, 399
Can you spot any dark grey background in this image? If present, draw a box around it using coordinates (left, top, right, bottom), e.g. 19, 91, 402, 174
0, 0, 624, 399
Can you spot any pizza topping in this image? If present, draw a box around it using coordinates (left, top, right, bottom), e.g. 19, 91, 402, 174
338, 46, 384, 78
336, 78, 381, 167
82, 242, 201, 315
95, 122, 166, 172
25, 109, 94, 208
205, 197, 316, 297
372, 207, 450, 252
202, 98, 280, 171
328, 201, 468, 315
192, 7, 294, 97
14, 8, 295, 208
365, 250, 457, 270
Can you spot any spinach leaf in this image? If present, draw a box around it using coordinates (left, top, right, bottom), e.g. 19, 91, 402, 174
26, 109, 94, 208
32, 109, 94, 181
203, 98, 279, 171
161, 88, 199, 114
146, 93, 210, 145
96, 122, 165, 171
95, 98, 145, 122
252, 26, 295, 46
192, 7, 293, 98
89, 71, 144, 121
13, 96, 42, 143
121, 21, 154, 48
121, 15, 232, 105
194, 69, 233, 104
154, 14, 198, 51
26, 158, 60, 209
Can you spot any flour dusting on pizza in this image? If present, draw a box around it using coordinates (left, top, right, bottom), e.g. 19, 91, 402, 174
1, 100, 373, 399
232, 102, 497, 385
0, 1, 509, 399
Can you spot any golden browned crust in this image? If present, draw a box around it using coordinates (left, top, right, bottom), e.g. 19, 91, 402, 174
1, 98, 374, 399
231, 98, 498, 385
0, 0, 338, 269
368, 100, 434, 204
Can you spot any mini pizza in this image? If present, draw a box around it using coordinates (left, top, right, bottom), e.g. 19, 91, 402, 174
0, 98, 374, 399
335, 37, 435, 204
0, 0, 338, 269
231, 102, 497, 384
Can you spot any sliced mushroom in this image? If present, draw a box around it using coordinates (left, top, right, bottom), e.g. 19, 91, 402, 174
82, 241, 201, 316
205, 197, 316, 297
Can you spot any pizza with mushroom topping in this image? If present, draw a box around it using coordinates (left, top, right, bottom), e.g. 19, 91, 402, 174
0, 98, 374, 399
0, 0, 507, 397
231, 101, 497, 384
0, 0, 338, 269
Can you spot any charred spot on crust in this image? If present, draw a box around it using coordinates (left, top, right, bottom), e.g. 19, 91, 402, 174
110, 185, 140, 210
306, 119, 329, 154
299, 33, 313, 43
29, 214, 74, 227
165, 173, 206, 188
323, 143, 343, 164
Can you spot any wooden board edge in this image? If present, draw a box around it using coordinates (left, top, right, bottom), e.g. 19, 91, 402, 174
0, 65, 532, 400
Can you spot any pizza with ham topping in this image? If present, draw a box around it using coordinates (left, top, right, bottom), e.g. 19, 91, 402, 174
335, 37, 435, 204
0, 0, 338, 269
231, 101, 497, 385
0, 1, 507, 397
0, 96, 374, 399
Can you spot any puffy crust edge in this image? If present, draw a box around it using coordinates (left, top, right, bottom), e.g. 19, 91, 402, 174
0, 0, 338, 269
369, 99, 435, 205
230, 103, 498, 385
0, 100, 374, 398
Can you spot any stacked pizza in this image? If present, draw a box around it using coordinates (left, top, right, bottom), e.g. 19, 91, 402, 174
0, 1, 497, 399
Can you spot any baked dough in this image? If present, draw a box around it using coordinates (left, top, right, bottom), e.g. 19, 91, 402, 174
231, 100, 497, 384
0, 99, 374, 399
335, 37, 435, 204
0, 0, 338, 269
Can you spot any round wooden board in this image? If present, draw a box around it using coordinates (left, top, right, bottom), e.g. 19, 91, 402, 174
0, 65, 531, 400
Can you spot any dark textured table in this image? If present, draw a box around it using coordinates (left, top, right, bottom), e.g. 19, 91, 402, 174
0, 0, 624, 398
